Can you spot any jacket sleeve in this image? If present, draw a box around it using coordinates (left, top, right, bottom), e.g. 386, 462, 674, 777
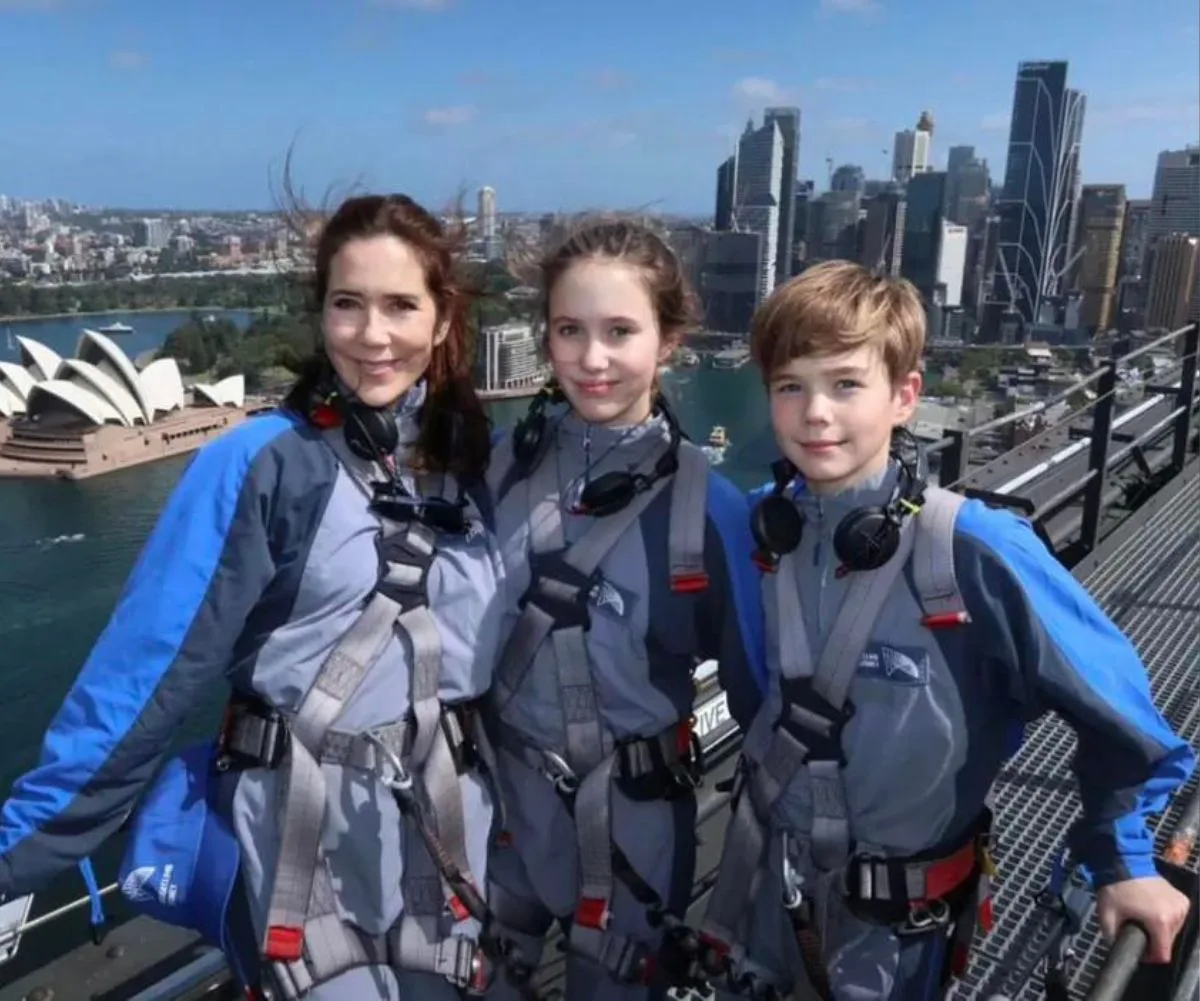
0, 416, 294, 899
954, 500, 1195, 888
695, 470, 767, 732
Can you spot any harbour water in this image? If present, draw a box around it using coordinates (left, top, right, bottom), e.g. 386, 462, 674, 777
0, 318, 775, 983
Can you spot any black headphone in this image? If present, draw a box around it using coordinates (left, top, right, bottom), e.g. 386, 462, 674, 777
511, 383, 684, 518
750, 428, 928, 574
306, 374, 470, 535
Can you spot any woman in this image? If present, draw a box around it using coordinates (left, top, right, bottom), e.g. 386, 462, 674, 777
483, 217, 767, 1001
0, 194, 504, 1000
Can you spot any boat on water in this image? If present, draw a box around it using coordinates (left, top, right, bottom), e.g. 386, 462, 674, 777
701, 424, 729, 465
96, 321, 134, 335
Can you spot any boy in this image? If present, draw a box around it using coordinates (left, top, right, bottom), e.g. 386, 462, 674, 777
699, 261, 1193, 1000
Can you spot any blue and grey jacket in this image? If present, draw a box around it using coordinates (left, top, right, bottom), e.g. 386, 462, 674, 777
0, 387, 505, 939
743, 463, 1194, 887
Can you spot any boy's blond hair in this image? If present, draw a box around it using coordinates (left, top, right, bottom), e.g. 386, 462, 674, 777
750, 260, 926, 384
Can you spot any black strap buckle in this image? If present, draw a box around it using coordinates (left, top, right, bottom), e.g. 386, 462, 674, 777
375, 530, 435, 612
216, 694, 289, 772
775, 678, 855, 765
441, 702, 481, 775
519, 550, 593, 631
614, 721, 703, 802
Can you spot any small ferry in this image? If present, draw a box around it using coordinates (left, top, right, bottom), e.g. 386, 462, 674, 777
701, 425, 729, 465
96, 321, 134, 335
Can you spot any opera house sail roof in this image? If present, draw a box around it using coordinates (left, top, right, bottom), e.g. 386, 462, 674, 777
0, 328, 249, 479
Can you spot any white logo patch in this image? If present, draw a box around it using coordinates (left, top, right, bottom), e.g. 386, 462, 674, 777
590, 578, 626, 617
857, 645, 930, 686
121, 865, 157, 903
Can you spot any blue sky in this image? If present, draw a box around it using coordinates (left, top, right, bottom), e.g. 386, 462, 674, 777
0, 0, 1196, 213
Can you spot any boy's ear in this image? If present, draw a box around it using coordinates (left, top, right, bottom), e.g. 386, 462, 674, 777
893, 370, 922, 424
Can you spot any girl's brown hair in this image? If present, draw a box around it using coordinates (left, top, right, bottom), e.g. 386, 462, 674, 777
283, 193, 490, 481
514, 214, 702, 350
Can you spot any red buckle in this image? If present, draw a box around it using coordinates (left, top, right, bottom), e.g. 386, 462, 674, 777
921, 610, 971, 630
752, 551, 780, 574
698, 931, 731, 962
494, 829, 514, 848
575, 896, 610, 930
310, 402, 342, 430
978, 894, 994, 933
916, 841, 978, 904
676, 718, 694, 757
670, 571, 710, 594
264, 925, 304, 961
447, 894, 471, 923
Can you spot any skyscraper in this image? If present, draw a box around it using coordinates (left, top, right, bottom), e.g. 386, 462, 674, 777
990, 61, 1085, 331
734, 116, 784, 303
764, 107, 800, 285
715, 155, 737, 231
1076, 184, 1126, 334
477, 186, 499, 259
892, 112, 934, 184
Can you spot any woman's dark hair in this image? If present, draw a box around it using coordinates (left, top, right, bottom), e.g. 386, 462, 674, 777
283, 193, 490, 481
513, 214, 702, 347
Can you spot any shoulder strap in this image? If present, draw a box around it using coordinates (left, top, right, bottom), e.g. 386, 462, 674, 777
911, 486, 968, 622
667, 440, 710, 592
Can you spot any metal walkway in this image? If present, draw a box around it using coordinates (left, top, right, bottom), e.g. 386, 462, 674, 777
949, 466, 1200, 1001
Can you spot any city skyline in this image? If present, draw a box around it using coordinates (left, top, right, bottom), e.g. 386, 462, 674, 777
0, 0, 1196, 212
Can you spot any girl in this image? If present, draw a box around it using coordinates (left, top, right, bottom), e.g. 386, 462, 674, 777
483, 217, 767, 1001
0, 194, 504, 1000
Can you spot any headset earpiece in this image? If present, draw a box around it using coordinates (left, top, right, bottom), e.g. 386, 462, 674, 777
512, 383, 562, 469
573, 394, 682, 517
749, 459, 804, 572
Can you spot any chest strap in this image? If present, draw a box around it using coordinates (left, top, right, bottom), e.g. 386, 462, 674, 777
700, 489, 971, 981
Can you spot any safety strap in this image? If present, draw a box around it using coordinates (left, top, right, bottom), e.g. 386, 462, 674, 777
490, 419, 711, 984
667, 441, 710, 593
267, 852, 486, 999
910, 487, 969, 627
260, 433, 486, 984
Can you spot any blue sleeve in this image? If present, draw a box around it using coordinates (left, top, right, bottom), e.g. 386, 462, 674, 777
698, 470, 767, 731
954, 500, 1195, 887
0, 415, 295, 899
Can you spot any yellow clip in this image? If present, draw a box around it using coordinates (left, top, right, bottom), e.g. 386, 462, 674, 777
978, 845, 998, 878
899, 498, 923, 516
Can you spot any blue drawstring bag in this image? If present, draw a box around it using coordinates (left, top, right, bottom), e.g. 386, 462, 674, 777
118, 741, 242, 957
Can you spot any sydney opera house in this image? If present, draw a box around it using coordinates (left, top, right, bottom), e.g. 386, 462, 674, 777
0, 329, 252, 479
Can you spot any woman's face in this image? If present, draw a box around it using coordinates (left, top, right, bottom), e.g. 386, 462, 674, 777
321, 234, 446, 408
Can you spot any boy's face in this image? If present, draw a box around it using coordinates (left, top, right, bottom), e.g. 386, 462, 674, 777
767, 344, 920, 495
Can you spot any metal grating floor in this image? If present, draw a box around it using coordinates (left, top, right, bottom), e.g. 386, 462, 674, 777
951, 469, 1200, 1001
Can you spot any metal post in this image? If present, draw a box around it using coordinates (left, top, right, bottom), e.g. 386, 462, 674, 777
1172, 322, 1198, 472
940, 429, 966, 487
1079, 345, 1120, 556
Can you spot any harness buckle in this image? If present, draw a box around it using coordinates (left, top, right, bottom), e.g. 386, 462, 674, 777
519, 551, 594, 632
775, 679, 855, 766
375, 532, 434, 613
216, 695, 289, 772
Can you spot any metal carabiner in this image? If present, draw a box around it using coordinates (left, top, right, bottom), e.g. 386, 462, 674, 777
780, 832, 805, 912
898, 897, 951, 936
364, 729, 414, 793
540, 749, 579, 795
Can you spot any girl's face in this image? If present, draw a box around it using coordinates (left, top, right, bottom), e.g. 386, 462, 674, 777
545, 258, 672, 427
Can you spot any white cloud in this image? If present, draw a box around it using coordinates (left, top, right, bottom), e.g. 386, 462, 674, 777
110, 50, 150, 70
1091, 101, 1199, 125
421, 105, 476, 127
732, 77, 791, 104
820, 0, 879, 12
979, 111, 1010, 132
